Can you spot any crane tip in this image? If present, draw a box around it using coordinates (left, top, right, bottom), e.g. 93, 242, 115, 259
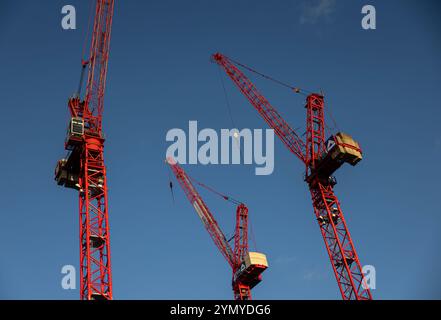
211, 52, 224, 63
166, 156, 177, 165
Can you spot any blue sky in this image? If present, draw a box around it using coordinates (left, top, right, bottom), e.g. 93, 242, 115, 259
0, 0, 440, 299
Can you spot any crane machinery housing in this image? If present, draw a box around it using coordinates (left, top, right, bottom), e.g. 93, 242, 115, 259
167, 157, 268, 300
213, 53, 372, 300
54, 0, 115, 300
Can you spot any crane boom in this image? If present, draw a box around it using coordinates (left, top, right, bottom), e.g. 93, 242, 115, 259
213, 52, 372, 300
212, 53, 307, 164
168, 157, 235, 268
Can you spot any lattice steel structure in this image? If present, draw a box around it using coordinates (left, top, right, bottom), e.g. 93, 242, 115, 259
55, 0, 115, 300
213, 53, 372, 300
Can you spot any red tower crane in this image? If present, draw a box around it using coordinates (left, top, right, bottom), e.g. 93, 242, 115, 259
213, 53, 372, 300
54, 0, 115, 300
167, 157, 268, 300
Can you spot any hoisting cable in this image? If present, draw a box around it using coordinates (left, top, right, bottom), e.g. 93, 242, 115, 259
249, 218, 258, 252
76, 0, 95, 98
76, 63, 87, 98
166, 164, 175, 204
226, 56, 312, 96
186, 173, 245, 250
217, 65, 237, 129
81, 0, 95, 62
188, 175, 242, 206
228, 56, 342, 140
326, 102, 340, 133
217, 65, 244, 159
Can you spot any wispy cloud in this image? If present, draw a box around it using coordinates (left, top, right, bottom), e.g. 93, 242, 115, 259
274, 255, 297, 265
303, 269, 327, 281
435, 137, 441, 149
299, 0, 337, 25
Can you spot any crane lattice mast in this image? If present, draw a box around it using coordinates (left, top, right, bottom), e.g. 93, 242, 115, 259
213, 53, 372, 300
167, 158, 268, 300
55, 0, 115, 300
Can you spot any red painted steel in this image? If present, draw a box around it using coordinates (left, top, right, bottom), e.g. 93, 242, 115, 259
213, 52, 372, 300
212, 53, 306, 164
58, 0, 115, 300
167, 159, 259, 300
233, 204, 251, 300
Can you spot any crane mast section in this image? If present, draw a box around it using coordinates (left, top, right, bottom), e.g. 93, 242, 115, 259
310, 183, 372, 300
234, 204, 249, 265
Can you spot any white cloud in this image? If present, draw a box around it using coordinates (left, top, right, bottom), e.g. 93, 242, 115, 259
274, 255, 297, 265
435, 137, 441, 149
303, 270, 326, 281
299, 0, 337, 24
